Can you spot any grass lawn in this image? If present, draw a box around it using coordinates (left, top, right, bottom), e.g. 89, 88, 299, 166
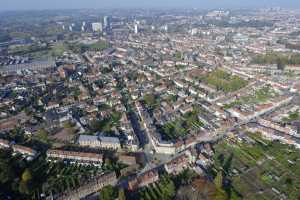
50, 43, 68, 57
202, 69, 248, 93
81, 41, 110, 52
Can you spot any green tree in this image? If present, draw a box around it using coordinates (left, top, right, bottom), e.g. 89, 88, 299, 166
148, 187, 158, 199
143, 94, 157, 110
16, 168, 33, 195
19, 180, 30, 195
144, 191, 152, 200
213, 171, 228, 200
214, 171, 223, 189
163, 180, 176, 200
118, 188, 126, 200
22, 169, 32, 183
99, 185, 115, 200
214, 188, 228, 200
174, 169, 197, 186
36, 128, 49, 144
73, 88, 81, 98
277, 58, 285, 70
0, 159, 14, 184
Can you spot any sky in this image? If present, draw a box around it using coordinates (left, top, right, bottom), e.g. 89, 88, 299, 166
1, 0, 300, 11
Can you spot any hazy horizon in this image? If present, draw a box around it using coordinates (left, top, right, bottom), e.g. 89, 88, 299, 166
1, 0, 300, 11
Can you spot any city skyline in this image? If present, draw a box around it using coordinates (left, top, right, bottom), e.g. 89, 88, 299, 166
1, 0, 300, 11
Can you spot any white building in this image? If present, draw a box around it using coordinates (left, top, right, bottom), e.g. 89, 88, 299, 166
78, 135, 121, 150
92, 23, 103, 32
47, 149, 103, 165
134, 24, 139, 34
103, 16, 110, 29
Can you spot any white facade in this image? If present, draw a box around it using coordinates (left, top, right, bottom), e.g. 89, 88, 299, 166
92, 23, 103, 32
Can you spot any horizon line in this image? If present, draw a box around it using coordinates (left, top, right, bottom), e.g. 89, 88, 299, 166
1, 5, 298, 13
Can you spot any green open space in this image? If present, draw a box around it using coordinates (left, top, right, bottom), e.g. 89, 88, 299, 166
202, 69, 248, 93
50, 43, 68, 57
211, 132, 300, 200
223, 85, 278, 109
68, 40, 110, 54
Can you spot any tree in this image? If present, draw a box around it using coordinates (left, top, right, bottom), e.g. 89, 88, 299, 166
214, 171, 223, 189
18, 180, 30, 195
213, 171, 228, 200
162, 180, 176, 200
214, 188, 228, 200
174, 169, 197, 186
36, 128, 49, 144
17, 168, 33, 195
0, 159, 14, 184
144, 191, 152, 200
143, 94, 157, 110
277, 58, 285, 70
99, 185, 115, 200
148, 187, 157, 199
22, 169, 32, 183
118, 188, 126, 200
73, 88, 81, 98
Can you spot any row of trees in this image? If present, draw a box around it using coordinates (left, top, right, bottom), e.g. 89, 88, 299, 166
138, 176, 176, 200
98, 169, 198, 200
252, 52, 300, 70
204, 20, 273, 28
8, 44, 50, 55
0, 149, 104, 199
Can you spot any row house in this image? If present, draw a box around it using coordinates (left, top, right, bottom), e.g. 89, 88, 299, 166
47, 149, 103, 165
164, 152, 191, 175
128, 169, 159, 191
78, 135, 121, 150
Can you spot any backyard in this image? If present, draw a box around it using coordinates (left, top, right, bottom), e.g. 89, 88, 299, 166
159, 108, 204, 141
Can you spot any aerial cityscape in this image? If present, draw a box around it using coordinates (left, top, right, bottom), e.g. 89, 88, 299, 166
0, 1, 300, 200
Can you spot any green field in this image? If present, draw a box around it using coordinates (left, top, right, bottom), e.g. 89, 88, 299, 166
202, 69, 248, 93
223, 85, 278, 109
66, 40, 110, 54
211, 132, 300, 200
8, 42, 69, 59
